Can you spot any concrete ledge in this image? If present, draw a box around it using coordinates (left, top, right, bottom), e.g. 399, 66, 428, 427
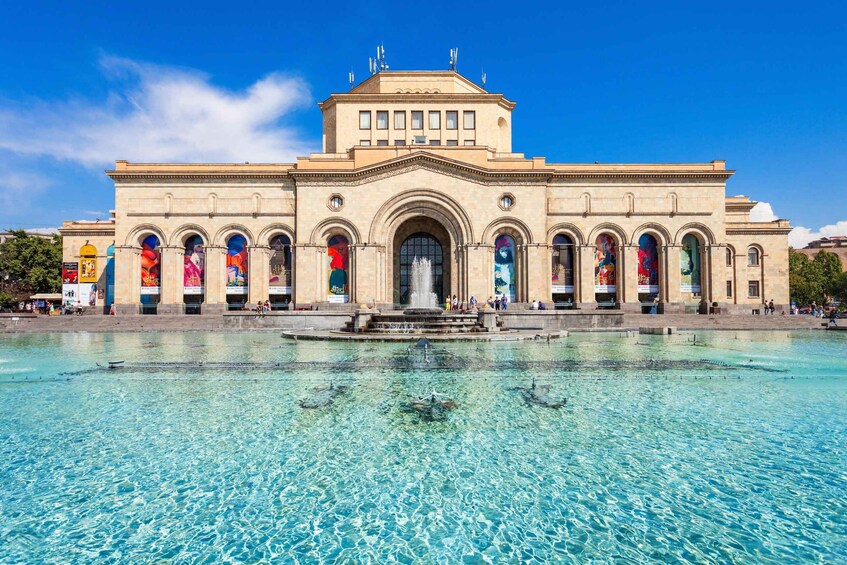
639, 326, 676, 335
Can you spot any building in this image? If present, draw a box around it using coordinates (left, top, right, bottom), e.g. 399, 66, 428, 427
0, 229, 57, 245
796, 237, 847, 271
60, 71, 792, 316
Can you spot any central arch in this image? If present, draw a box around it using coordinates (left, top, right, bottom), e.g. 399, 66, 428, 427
392, 218, 451, 305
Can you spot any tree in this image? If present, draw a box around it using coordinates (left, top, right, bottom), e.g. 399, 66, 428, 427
789, 248, 844, 305
0, 230, 63, 300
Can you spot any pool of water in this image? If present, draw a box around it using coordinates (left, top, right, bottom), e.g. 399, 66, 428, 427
1, 330, 846, 562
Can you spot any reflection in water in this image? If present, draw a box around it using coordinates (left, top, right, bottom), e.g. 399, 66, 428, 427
0, 331, 846, 562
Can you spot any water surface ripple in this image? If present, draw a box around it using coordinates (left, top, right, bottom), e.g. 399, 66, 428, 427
1, 331, 845, 562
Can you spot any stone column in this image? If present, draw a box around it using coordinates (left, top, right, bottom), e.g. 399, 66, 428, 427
664, 245, 682, 313
248, 246, 270, 305
620, 243, 640, 312
353, 244, 378, 307
204, 245, 226, 314
115, 246, 140, 315
526, 244, 548, 305
465, 244, 490, 304
700, 244, 712, 308
578, 244, 596, 309
155, 246, 181, 314
708, 244, 725, 306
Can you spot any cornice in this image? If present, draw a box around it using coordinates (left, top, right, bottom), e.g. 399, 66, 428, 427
106, 171, 294, 183
551, 171, 734, 181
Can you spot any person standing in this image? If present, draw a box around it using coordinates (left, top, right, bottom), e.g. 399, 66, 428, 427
494, 296, 501, 310
487, 296, 495, 309
501, 293, 508, 311
768, 299, 775, 315
452, 295, 458, 311
469, 295, 478, 310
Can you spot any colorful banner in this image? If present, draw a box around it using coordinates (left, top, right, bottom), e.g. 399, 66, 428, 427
80, 257, 97, 283
184, 235, 205, 294
140, 234, 161, 294
226, 235, 248, 295
551, 234, 574, 293
680, 234, 701, 293
594, 234, 617, 293
494, 235, 516, 301
62, 262, 79, 285
327, 235, 349, 302
269, 235, 292, 295
637, 234, 660, 293
62, 284, 77, 305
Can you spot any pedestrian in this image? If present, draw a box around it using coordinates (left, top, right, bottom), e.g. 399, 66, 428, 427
538, 300, 546, 310
256, 300, 263, 318
830, 308, 839, 327
452, 295, 458, 311
501, 293, 508, 311
445, 297, 451, 311
469, 295, 478, 310
264, 300, 271, 315
531, 299, 538, 310
487, 296, 495, 309
495, 296, 501, 310
768, 299, 775, 315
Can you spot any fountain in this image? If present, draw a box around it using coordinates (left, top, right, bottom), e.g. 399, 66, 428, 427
405, 257, 442, 314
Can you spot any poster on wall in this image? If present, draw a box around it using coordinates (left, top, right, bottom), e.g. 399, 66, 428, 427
141, 235, 161, 295
269, 236, 292, 295
594, 234, 617, 293
80, 256, 97, 283
637, 234, 660, 293
680, 234, 701, 293
183, 235, 205, 295
551, 235, 574, 293
62, 284, 77, 305
226, 235, 249, 295
62, 262, 79, 284
78, 283, 97, 307
494, 235, 516, 301
327, 235, 349, 303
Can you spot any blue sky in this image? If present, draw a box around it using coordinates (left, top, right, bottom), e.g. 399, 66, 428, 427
1, 1, 844, 246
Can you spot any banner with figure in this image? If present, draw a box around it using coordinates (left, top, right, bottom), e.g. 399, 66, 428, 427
183, 235, 205, 295
680, 234, 701, 293
494, 235, 516, 301
637, 234, 660, 293
327, 235, 349, 303
594, 234, 617, 293
269, 235, 292, 295
226, 235, 249, 295
140, 235, 161, 295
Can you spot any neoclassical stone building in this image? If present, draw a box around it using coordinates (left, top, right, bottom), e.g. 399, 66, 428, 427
60, 71, 791, 315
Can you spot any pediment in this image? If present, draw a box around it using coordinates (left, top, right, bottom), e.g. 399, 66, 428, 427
290, 152, 550, 187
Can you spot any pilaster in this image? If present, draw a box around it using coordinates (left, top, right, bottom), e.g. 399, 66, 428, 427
248, 246, 270, 304
205, 245, 226, 305
578, 244, 596, 308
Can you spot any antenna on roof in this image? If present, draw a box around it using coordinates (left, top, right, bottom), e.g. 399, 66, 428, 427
369, 43, 388, 75
449, 48, 458, 71
349, 70, 355, 87
481, 69, 486, 89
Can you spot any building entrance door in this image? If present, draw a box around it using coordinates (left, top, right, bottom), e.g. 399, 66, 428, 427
399, 233, 444, 305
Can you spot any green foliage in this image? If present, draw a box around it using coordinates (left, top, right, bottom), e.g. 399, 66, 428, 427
789, 248, 844, 305
0, 230, 63, 296
0, 291, 14, 307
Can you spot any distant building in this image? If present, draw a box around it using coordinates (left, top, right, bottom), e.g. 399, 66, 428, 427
796, 237, 847, 271
0, 230, 57, 245
59, 71, 792, 316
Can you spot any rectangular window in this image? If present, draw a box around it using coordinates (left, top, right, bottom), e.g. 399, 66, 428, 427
463, 139, 475, 146
463, 110, 475, 129
394, 139, 406, 146
359, 111, 371, 129
430, 140, 441, 146
429, 111, 441, 129
376, 139, 388, 146
411, 111, 423, 129
376, 111, 388, 130
748, 280, 760, 298
446, 111, 458, 130
394, 111, 406, 130
726, 281, 733, 297
359, 139, 371, 146
446, 139, 458, 146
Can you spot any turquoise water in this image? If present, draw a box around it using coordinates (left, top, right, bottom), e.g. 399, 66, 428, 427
1, 331, 846, 563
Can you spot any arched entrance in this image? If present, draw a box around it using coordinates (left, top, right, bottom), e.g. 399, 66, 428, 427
399, 233, 444, 304
391, 217, 452, 306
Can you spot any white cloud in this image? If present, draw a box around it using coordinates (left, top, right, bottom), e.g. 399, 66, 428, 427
789, 221, 847, 249
0, 55, 316, 166
0, 166, 52, 215
749, 201, 779, 222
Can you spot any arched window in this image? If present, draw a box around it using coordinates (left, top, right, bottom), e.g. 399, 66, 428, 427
400, 233, 444, 304
747, 247, 760, 266
551, 234, 574, 295
637, 234, 659, 295
726, 248, 733, 266
140, 234, 161, 310
494, 234, 516, 301
680, 234, 701, 294
269, 235, 292, 301
594, 234, 617, 298
327, 235, 349, 303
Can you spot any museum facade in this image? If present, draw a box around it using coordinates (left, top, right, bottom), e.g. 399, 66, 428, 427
59, 71, 792, 315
